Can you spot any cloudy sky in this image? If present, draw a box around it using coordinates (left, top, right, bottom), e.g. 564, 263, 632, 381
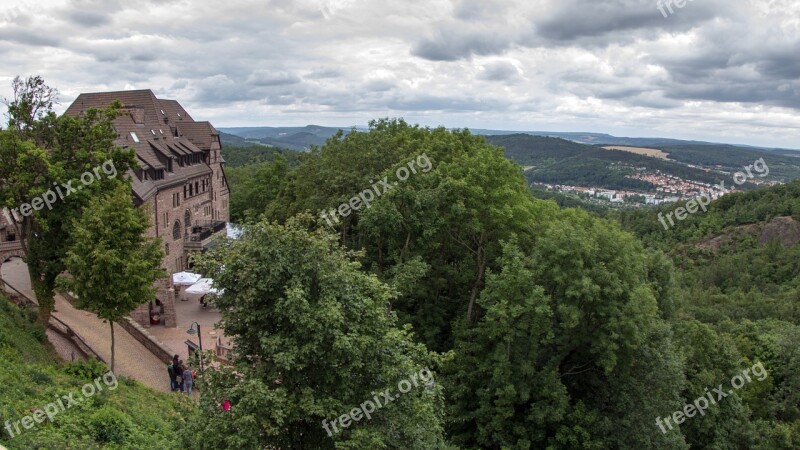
2, 0, 799, 147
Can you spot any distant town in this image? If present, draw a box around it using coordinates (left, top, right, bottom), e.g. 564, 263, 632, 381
534, 164, 782, 206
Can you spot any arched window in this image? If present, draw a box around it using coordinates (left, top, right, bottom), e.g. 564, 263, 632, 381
184, 209, 191, 229
173, 221, 182, 240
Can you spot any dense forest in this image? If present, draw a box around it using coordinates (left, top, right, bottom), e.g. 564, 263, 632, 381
208, 120, 800, 449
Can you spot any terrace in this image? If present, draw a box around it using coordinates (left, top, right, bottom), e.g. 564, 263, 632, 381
184, 220, 227, 251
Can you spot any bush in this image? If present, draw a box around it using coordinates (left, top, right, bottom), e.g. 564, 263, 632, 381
30, 324, 47, 343
63, 358, 108, 380
28, 368, 52, 385
89, 406, 133, 444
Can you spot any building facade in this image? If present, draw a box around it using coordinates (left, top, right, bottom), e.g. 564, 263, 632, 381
0, 90, 229, 327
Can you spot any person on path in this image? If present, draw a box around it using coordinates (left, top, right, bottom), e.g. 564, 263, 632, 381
171, 354, 181, 392
183, 365, 194, 395
167, 361, 177, 391
177, 359, 186, 393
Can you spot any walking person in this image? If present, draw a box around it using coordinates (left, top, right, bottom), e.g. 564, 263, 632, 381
183, 365, 194, 395
171, 354, 181, 393
167, 360, 177, 391
177, 359, 186, 393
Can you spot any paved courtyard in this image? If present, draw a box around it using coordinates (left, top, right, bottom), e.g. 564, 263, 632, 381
148, 288, 230, 367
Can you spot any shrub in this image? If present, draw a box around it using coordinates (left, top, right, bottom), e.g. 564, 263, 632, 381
89, 406, 133, 444
63, 358, 108, 380
30, 324, 47, 343
28, 368, 52, 385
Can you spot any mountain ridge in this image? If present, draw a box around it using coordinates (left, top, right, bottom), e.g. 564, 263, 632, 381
219, 125, 800, 153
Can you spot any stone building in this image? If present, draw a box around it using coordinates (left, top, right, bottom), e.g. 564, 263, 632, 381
0, 89, 230, 327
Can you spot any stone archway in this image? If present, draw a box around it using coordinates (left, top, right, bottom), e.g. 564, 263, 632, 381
0, 248, 30, 302
0, 241, 25, 272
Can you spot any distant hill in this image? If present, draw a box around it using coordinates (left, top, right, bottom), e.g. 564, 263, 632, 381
473, 129, 800, 154
222, 124, 800, 154
486, 134, 733, 191
486, 134, 800, 191
219, 125, 356, 151
219, 131, 254, 147
220, 125, 800, 186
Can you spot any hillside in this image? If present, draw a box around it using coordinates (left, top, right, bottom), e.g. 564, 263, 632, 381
485, 134, 757, 191
0, 295, 182, 449
219, 125, 353, 151
619, 180, 800, 246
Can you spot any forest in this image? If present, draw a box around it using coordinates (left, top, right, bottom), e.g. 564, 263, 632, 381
210, 120, 800, 449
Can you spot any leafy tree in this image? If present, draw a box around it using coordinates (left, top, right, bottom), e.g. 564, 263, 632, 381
447, 211, 687, 449
184, 216, 449, 449
0, 76, 135, 324
226, 156, 290, 223
59, 184, 164, 371
265, 119, 557, 350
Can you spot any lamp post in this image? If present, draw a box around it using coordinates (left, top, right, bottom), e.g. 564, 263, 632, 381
186, 321, 204, 371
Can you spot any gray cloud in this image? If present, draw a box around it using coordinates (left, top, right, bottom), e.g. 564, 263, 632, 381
0, 27, 60, 47
479, 61, 521, 82
535, 0, 720, 42
0, 0, 797, 148
246, 70, 302, 86
411, 27, 515, 61
65, 10, 112, 27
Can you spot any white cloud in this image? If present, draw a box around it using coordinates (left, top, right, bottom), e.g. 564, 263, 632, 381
0, 0, 798, 147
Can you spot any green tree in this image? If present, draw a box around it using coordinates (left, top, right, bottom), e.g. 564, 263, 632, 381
447, 211, 687, 449
184, 216, 448, 449
0, 76, 135, 324
227, 156, 290, 223
59, 184, 164, 371
266, 119, 557, 350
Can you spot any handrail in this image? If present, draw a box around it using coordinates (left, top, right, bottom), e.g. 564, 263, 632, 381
1, 277, 36, 306
1, 277, 106, 363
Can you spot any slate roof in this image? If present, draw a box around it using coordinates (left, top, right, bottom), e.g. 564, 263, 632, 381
64, 90, 215, 203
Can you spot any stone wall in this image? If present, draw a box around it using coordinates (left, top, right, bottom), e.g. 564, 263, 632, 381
118, 316, 174, 363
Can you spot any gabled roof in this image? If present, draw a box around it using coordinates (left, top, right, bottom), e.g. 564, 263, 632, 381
64, 90, 217, 203
177, 122, 219, 151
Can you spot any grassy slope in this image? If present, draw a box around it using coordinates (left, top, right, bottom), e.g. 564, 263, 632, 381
0, 296, 184, 450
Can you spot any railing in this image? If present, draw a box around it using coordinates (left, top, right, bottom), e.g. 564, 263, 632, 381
185, 221, 227, 250
1, 278, 106, 363
188, 228, 214, 242
194, 220, 226, 233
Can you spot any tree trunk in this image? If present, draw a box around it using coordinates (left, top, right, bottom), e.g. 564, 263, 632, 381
110, 321, 116, 372
466, 237, 487, 324
29, 271, 54, 326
